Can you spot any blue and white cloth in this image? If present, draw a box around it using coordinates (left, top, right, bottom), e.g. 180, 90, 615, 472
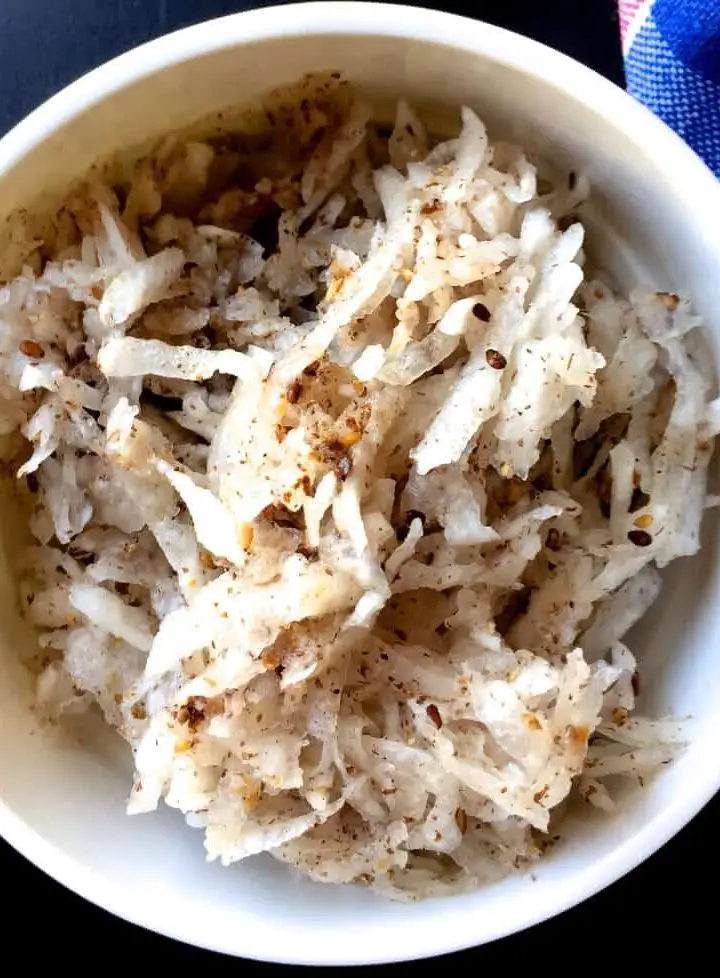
621, 0, 720, 175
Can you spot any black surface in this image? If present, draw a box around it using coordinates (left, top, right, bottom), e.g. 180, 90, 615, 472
1, 0, 715, 969
0, 0, 624, 134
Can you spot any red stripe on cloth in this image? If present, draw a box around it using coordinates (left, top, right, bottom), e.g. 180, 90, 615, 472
619, 0, 646, 41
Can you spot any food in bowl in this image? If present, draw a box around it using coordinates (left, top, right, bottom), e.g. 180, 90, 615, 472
2, 73, 717, 900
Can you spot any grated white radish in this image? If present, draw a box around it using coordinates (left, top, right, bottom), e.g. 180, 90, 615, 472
2, 73, 715, 900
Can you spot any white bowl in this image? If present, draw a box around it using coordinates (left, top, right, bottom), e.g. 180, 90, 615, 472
1, 3, 719, 965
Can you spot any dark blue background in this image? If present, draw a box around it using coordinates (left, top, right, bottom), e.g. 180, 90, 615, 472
0, 1, 716, 970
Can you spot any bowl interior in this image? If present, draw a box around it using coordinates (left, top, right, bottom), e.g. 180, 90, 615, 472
0, 13, 719, 964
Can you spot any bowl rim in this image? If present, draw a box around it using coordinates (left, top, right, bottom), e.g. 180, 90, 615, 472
1, 2, 720, 965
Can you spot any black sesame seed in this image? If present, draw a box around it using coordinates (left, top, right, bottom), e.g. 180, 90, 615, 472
473, 302, 491, 322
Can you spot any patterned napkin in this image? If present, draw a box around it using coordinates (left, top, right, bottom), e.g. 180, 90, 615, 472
620, 0, 720, 176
